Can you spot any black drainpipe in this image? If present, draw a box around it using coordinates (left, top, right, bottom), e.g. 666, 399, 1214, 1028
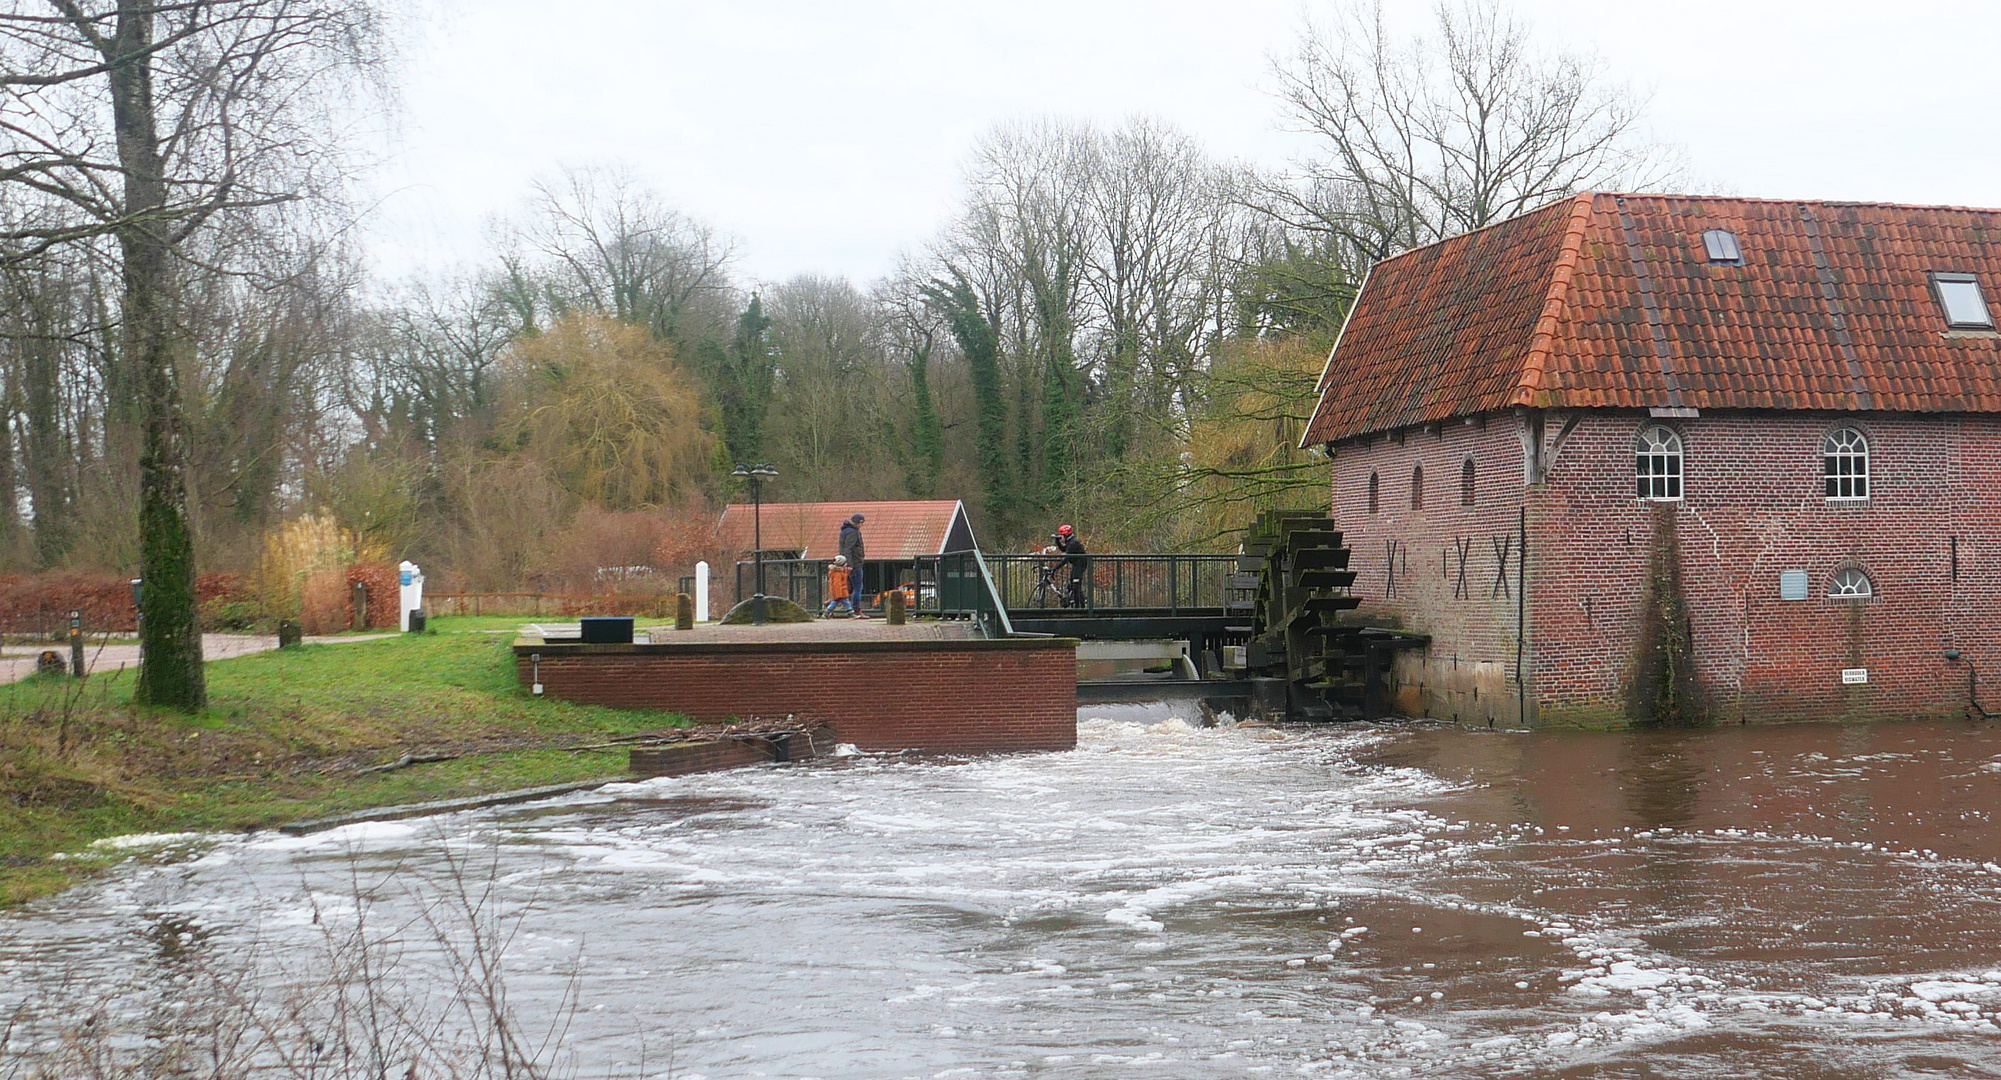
1516, 504, 1527, 726
1945, 650, 2000, 719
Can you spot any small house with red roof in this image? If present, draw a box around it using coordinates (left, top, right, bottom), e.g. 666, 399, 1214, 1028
716, 499, 977, 600
1303, 192, 2001, 727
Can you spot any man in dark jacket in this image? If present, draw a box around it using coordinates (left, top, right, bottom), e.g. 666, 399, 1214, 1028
838, 513, 866, 616
1056, 523, 1086, 607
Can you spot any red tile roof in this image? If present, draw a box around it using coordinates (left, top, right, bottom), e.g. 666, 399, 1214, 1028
716, 500, 971, 560
1303, 193, 2001, 444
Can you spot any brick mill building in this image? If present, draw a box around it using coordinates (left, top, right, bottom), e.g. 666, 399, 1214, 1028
1303, 193, 2001, 727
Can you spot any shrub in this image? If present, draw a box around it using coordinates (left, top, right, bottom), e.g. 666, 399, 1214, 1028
199, 597, 266, 632
257, 513, 386, 619
535, 505, 678, 595
345, 563, 399, 629
297, 568, 351, 635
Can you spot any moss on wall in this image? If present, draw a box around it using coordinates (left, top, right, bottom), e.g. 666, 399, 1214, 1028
1625, 503, 1706, 726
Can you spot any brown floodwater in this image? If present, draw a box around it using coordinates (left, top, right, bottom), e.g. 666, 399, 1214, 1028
4, 706, 2001, 1078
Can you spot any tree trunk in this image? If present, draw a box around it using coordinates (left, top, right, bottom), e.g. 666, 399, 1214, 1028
22, 294, 71, 568
110, 1, 204, 710
0, 383, 18, 562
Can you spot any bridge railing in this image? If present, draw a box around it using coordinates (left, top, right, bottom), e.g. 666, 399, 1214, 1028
734, 558, 832, 611
917, 552, 1240, 617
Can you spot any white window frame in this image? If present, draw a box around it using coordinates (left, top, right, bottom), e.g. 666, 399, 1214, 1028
1821, 426, 1869, 501
1828, 567, 1874, 600
1635, 425, 1684, 502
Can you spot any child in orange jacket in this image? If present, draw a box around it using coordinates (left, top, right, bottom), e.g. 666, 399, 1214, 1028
824, 555, 854, 616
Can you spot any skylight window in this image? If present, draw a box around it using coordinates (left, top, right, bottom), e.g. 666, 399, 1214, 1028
1932, 272, 1994, 330
1701, 229, 1744, 265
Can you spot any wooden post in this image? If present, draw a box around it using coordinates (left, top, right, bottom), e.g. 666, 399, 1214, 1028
886, 588, 907, 626
675, 593, 694, 631
352, 581, 367, 631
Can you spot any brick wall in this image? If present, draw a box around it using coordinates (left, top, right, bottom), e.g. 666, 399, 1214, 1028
627, 738, 790, 777
1330, 417, 1533, 726
1329, 409, 2000, 726
517, 638, 1077, 753
1529, 410, 1983, 725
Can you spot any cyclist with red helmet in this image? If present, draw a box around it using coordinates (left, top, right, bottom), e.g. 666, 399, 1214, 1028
1055, 523, 1087, 608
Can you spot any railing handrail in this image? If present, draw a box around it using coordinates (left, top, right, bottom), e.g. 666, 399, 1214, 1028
914, 550, 1247, 627
971, 550, 1014, 638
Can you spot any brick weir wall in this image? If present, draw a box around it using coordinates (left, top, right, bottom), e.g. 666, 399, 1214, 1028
516, 638, 1078, 753
627, 738, 795, 778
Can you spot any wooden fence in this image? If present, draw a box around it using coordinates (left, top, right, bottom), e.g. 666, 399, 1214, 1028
423, 593, 679, 618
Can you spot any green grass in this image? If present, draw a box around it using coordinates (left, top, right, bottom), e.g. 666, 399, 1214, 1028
419, 615, 549, 633
0, 633, 689, 905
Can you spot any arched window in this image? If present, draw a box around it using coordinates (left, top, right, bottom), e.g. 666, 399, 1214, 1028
1368, 471, 1379, 514
1829, 567, 1874, 599
1411, 465, 1424, 510
1635, 426, 1683, 501
1461, 458, 1477, 506
1823, 426, 1869, 500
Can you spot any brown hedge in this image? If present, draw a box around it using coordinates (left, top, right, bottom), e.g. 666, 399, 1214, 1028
345, 563, 400, 629
0, 572, 250, 634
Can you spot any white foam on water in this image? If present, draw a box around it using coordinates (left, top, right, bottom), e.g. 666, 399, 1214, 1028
241, 819, 421, 852
87, 832, 209, 852
9, 717, 2001, 1078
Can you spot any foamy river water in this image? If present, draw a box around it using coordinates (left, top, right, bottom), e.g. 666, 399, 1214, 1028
7, 705, 2001, 1078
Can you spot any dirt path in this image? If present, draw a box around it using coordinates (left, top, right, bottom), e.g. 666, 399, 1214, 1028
0, 632, 396, 684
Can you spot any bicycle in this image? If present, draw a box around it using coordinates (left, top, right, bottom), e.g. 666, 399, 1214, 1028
1027, 560, 1065, 607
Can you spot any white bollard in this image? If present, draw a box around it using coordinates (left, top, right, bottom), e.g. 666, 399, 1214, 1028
694, 561, 710, 622
398, 560, 425, 631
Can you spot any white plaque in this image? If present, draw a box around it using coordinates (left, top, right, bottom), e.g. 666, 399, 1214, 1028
1841, 668, 1868, 685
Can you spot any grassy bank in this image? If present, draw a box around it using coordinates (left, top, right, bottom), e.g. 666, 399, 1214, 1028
0, 627, 689, 905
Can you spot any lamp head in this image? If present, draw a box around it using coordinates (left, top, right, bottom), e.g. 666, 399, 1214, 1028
752, 463, 778, 478
1946, 649, 1964, 661
731, 463, 751, 478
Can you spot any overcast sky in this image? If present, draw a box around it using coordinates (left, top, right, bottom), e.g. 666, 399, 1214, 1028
364, 0, 2001, 288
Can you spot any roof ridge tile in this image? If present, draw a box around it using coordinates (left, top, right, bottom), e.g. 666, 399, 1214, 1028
1513, 192, 1598, 408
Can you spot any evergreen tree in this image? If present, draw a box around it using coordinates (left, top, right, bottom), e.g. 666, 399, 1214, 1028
906, 340, 945, 498
921, 274, 1010, 524
711, 295, 774, 463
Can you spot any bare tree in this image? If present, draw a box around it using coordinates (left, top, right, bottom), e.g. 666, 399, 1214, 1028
0, 0, 387, 708
1079, 118, 1234, 460
762, 275, 894, 500
526, 165, 736, 347
1260, 0, 1679, 260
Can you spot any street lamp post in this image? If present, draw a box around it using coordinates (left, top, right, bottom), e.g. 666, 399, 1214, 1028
733, 462, 779, 624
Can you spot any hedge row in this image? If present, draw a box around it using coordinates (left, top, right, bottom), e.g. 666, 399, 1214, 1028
0, 572, 251, 634
0, 565, 409, 634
